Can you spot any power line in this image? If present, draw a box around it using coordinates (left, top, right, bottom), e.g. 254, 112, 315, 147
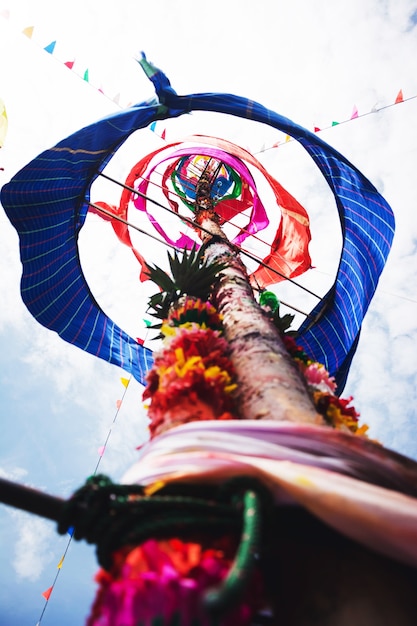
97, 171, 322, 300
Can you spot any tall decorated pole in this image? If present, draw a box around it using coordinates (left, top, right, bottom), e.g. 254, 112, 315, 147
1, 56, 417, 625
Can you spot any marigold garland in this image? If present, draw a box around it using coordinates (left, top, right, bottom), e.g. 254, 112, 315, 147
144, 295, 367, 437
144, 297, 237, 438
282, 335, 368, 435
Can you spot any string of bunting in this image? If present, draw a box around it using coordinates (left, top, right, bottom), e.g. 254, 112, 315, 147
35, 306, 154, 621
0, 7, 413, 145
36, 370, 149, 623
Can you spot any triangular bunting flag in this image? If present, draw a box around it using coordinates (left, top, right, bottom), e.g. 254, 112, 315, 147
120, 377, 130, 388
136, 337, 145, 345
313, 126, 321, 133
42, 586, 53, 601
64, 60, 75, 69
143, 319, 152, 327
149, 121, 157, 132
272, 141, 280, 148
22, 26, 34, 38
350, 105, 359, 119
285, 134, 291, 142
98, 445, 106, 456
67, 526, 74, 537
161, 128, 166, 140
44, 41, 56, 54
395, 89, 404, 103
0, 99, 8, 148
83, 69, 89, 82
113, 93, 120, 105
116, 399, 122, 409
331, 121, 339, 126
57, 555, 65, 569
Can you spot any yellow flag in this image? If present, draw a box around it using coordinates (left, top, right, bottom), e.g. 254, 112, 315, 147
57, 555, 65, 569
0, 99, 7, 147
285, 134, 291, 143
120, 377, 130, 388
22, 25, 34, 38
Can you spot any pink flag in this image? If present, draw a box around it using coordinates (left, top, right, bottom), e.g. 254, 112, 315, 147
395, 89, 404, 104
98, 446, 105, 456
350, 105, 359, 119
42, 586, 53, 601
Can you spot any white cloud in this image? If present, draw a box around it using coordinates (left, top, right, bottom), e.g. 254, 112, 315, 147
8, 510, 55, 581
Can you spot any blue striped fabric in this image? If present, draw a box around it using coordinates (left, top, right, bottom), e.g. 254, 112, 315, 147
1, 56, 394, 391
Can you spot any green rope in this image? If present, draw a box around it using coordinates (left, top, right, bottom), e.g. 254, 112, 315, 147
203, 489, 262, 616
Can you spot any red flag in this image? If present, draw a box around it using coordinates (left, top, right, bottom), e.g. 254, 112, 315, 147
42, 586, 53, 601
64, 60, 75, 69
136, 337, 145, 345
395, 89, 404, 104
161, 129, 166, 140
313, 126, 321, 133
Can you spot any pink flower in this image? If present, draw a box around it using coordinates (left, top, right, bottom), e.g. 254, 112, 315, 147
303, 362, 337, 392
87, 539, 261, 626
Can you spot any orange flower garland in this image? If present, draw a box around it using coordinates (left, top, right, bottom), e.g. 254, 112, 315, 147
143, 297, 237, 437
282, 335, 368, 435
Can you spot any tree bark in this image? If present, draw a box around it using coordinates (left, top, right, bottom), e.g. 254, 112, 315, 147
197, 216, 323, 425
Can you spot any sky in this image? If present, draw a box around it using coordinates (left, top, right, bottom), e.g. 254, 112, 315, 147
0, 0, 417, 624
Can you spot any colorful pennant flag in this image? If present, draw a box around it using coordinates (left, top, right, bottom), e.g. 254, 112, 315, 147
350, 105, 359, 119
331, 120, 339, 126
149, 121, 157, 132
44, 40, 56, 54
143, 319, 152, 327
120, 377, 130, 388
64, 59, 75, 69
22, 25, 34, 38
116, 399, 122, 409
0, 99, 7, 147
83, 69, 89, 82
42, 586, 53, 601
98, 445, 106, 456
395, 89, 404, 103
57, 555, 65, 569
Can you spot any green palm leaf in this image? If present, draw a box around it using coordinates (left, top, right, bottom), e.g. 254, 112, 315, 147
145, 245, 226, 319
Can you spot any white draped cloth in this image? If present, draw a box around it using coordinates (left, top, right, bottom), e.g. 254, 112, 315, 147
122, 421, 417, 569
